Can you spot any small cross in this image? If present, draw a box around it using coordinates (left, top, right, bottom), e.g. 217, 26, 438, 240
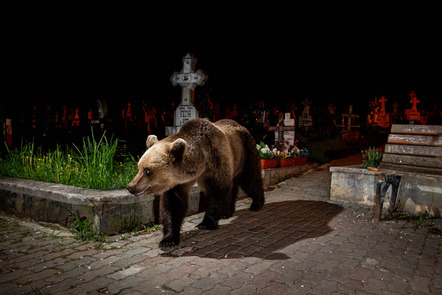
392, 102, 399, 115
328, 104, 336, 115
409, 91, 420, 112
379, 96, 388, 114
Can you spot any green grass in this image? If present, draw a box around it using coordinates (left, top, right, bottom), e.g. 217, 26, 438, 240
0, 132, 138, 190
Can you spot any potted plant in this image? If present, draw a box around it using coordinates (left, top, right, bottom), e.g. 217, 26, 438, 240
361, 146, 383, 172
277, 144, 297, 167
256, 142, 277, 169
295, 146, 309, 166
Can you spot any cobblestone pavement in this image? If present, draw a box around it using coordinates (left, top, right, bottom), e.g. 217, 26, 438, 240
1, 154, 441, 295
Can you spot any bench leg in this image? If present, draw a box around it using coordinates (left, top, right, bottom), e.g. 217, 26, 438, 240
388, 176, 401, 212
374, 174, 402, 221
374, 180, 384, 221
374, 177, 396, 221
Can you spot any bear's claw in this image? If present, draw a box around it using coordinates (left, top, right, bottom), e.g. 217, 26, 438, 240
159, 238, 179, 248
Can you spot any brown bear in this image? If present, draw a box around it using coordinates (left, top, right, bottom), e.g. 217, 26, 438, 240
127, 118, 264, 247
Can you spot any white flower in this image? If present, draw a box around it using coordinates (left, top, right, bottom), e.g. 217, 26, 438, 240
262, 147, 271, 154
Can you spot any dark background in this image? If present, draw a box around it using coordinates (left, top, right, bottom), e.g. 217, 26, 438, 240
4, 10, 441, 110
2, 7, 441, 153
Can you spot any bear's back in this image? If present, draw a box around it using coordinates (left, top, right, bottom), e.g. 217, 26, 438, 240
176, 118, 251, 168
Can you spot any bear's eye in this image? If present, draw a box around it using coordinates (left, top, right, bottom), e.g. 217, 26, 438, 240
144, 168, 151, 177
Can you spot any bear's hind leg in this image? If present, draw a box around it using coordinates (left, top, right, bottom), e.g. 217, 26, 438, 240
159, 182, 193, 248
196, 184, 231, 230
239, 162, 265, 212
223, 179, 239, 219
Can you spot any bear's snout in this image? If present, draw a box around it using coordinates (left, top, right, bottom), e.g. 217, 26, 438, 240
126, 184, 134, 194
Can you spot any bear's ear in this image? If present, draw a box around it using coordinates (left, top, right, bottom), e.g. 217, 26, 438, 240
146, 135, 158, 148
170, 138, 187, 162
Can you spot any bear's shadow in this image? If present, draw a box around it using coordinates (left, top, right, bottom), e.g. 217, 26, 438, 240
164, 200, 343, 260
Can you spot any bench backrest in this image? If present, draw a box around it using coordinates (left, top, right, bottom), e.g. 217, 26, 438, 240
380, 124, 442, 175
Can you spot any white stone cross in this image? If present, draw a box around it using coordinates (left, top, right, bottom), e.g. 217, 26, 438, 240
170, 53, 208, 106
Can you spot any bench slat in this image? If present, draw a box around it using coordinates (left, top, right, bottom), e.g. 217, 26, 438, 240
391, 124, 442, 135
384, 144, 442, 157
379, 163, 442, 177
382, 153, 442, 169
387, 134, 442, 146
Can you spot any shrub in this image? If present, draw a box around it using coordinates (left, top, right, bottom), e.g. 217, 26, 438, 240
361, 146, 383, 168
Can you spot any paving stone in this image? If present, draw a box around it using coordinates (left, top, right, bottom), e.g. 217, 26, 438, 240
193, 273, 228, 291
107, 274, 145, 294
131, 274, 171, 292
230, 284, 259, 295
256, 281, 288, 295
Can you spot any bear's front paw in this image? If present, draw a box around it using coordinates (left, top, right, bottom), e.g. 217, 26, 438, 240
159, 237, 179, 248
195, 220, 218, 230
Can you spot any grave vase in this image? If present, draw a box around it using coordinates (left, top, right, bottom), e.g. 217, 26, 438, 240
294, 157, 307, 166
260, 159, 278, 169
279, 158, 296, 167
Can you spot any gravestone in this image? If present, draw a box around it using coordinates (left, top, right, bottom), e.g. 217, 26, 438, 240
340, 105, 360, 143
299, 97, 312, 128
390, 102, 401, 123
281, 113, 295, 145
405, 91, 421, 123
166, 53, 208, 136
328, 103, 336, 115
392, 102, 399, 116
373, 96, 391, 128
367, 97, 379, 125
268, 113, 295, 146
340, 105, 359, 131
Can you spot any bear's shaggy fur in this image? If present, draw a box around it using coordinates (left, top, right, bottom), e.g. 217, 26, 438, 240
127, 118, 264, 247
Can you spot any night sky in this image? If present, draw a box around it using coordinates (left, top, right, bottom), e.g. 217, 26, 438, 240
4, 12, 441, 118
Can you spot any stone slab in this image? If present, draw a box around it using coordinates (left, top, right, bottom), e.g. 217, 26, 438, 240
0, 163, 314, 234
329, 165, 442, 217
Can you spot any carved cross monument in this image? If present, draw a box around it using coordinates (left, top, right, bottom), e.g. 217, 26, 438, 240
299, 97, 313, 128
341, 105, 359, 131
405, 91, 421, 123
267, 113, 295, 146
374, 96, 390, 128
170, 53, 208, 128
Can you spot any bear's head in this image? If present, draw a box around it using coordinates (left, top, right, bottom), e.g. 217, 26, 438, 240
127, 135, 189, 196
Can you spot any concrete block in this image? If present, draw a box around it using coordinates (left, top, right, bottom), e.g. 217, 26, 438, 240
329, 165, 442, 217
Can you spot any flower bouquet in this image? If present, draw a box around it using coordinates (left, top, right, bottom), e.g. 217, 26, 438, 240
294, 146, 309, 166
274, 141, 309, 167
256, 142, 278, 169
276, 144, 298, 167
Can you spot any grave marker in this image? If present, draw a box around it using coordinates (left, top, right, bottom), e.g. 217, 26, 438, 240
268, 113, 295, 146
373, 96, 391, 128
340, 105, 359, 131
405, 91, 421, 123
299, 97, 313, 127
166, 53, 208, 136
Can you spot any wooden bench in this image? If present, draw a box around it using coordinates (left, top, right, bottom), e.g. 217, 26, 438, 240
374, 124, 442, 220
